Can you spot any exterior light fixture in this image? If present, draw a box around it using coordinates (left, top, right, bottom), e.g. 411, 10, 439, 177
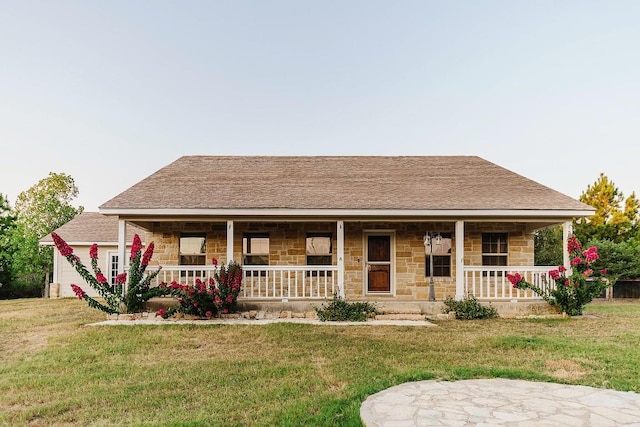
424, 232, 442, 302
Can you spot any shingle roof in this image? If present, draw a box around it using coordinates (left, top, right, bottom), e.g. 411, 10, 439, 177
99, 156, 591, 212
39, 212, 145, 244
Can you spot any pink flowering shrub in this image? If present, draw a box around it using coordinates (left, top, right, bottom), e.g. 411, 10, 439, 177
159, 260, 242, 318
507, 236, 610, 316
52, 232, 169, 314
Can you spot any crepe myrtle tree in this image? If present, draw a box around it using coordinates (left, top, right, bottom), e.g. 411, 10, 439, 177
508, 236, 610, 316
52, 232, 169, 314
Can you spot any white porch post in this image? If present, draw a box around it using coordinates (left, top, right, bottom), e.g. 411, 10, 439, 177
562, 221, 572, 272
117, 219, 127, 295
117, 219, 126, 274
455, 220, 465, 300
226, 221, 234, 264
337, 220, 345, 299
52, 248, 60, 284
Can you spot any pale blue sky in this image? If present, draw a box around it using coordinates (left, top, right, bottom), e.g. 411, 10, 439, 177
1, 1, 639, 211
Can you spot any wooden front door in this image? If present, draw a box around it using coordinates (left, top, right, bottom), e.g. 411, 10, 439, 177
366, 234, 391, 293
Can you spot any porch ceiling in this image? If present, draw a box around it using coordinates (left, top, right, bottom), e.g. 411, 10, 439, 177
122, 215, 571, 232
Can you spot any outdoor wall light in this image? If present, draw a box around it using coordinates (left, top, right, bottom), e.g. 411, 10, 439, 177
424, 232, 442, 302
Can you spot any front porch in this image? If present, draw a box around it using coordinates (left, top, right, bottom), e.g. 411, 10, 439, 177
145, 263, 560, 318
149, 264, 557, 302
117, 217, 574, 314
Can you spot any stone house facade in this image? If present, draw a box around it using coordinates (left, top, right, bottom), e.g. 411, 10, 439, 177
146, 220, 533, 302
76, 155, 593, 312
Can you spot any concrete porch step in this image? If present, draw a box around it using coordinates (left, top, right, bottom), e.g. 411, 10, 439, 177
374, 313, 426, 321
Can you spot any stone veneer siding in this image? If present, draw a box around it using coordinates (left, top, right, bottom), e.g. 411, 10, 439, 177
146, 221, 534, 301
150, 222, 228, 267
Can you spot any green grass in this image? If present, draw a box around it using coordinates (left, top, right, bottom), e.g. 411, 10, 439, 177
2, 299, 640, 425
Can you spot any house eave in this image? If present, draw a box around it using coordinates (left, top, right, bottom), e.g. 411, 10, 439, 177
99, 207, 594, 221
39, 241, 138, 247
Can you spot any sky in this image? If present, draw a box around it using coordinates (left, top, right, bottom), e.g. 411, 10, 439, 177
1, 1, 639, 211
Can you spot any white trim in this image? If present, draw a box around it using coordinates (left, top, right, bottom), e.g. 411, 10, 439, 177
53, 251, 60, 284
117, 220, 126, 277
40, 241, 134, 247
99, 207, 594, 219
226, 220, 234, 264
106, 251, 119, 285
337, 221, 345, 299
455, 221, 465, 300
98, 216, 586, 226
363, 230, 396, 296
563, 221, 572, 273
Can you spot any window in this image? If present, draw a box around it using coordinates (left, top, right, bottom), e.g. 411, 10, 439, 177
180, 234, 206, 265
306, 234, 332, 276
306, 234, 332, 266
243, 233, 269, 265
425, 233, 452, 277
482, 233, 508, 266
109, 254, 119, 285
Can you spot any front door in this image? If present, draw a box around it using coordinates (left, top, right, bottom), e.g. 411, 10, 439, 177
366, 234, 391, 293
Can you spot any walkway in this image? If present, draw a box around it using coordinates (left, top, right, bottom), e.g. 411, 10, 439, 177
91, 318, 436, 327
360, 378, 640, 426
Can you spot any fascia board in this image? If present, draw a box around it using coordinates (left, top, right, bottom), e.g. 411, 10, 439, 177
99, 207, 594, 219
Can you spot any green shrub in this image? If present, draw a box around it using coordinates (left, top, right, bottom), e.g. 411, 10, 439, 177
0, 280, 42, 299
315, 295, 377, 321
442, 294, 499, 320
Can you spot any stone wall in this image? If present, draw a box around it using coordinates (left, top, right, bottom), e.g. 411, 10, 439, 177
150, 222, 227, 266
145, 221, 535, 301
233, 222, 336, 265
464, 223, 534, 267
342, 222, 458, 301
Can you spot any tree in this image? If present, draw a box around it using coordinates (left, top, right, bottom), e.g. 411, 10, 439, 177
576, 173, 639, 242
534, 225, 563, 266
7, 173, 83, 297
0, 194, 16, 292
563, 173, 640, 285
14, 172, 83, 239
534, 174, 640, 282
586, 238, 640, 283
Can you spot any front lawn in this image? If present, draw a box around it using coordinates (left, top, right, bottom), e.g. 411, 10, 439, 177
2, 299, 640, 426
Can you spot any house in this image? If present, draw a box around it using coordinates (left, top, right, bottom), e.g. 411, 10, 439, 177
86, 155, 592, 315
40, 212, 147, 298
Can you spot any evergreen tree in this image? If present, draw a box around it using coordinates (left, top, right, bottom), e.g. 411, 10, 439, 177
575, 173, 639, 243
535, 174, 640, 283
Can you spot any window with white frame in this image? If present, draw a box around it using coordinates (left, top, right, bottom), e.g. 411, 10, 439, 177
306, 234, 332, 266
242, 233, 269, 265
306, 233, 332, 276
425, 232, 452, 277
180, 234, 206, 265
109, 254, 119, 285
482, 233, 508, 266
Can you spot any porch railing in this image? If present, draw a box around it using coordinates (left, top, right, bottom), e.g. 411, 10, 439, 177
148, 265, 338, 300
150, 266, 219, 286
242, 265, 338, 300
148, 265, 553, 301
463, 266, 556, 300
